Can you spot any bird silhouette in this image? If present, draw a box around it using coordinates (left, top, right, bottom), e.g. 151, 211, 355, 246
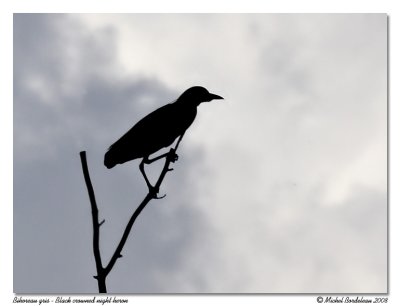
104, 86, 223, 193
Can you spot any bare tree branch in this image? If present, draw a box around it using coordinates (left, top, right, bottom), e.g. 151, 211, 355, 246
79, 134, 184, 293
79, 151, 106, 293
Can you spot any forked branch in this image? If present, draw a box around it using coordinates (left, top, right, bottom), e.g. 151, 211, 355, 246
79, 135, 184, 293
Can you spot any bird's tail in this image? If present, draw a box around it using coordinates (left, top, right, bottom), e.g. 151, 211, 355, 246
104, 149, 117, 169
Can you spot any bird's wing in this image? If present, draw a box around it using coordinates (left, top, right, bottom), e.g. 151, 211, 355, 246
106, 103, 181, 166
110, 103, 174, 148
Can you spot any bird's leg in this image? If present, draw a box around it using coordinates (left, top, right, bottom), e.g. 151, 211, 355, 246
139, 135, 184, 198
139, 157, 165, 199
139, 158, 158, 196
143, 134, 184, 166
146, 151, 178, 164
139, 158, 153, 190
174, 133, 185, 151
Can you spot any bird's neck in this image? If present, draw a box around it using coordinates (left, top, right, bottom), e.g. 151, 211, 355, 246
175, 99, 200, 109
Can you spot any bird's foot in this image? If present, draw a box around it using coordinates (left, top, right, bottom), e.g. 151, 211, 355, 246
148, 185, 166, 199
167, 149, 179, 163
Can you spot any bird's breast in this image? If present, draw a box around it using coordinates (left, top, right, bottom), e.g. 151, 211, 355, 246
164, 107, 194, 136
141, 106, 195, 152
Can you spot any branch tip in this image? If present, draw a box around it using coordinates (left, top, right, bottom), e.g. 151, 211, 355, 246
154, 193, 166, 199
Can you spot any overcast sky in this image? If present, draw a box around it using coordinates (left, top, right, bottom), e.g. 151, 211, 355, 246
14, 13, 387, 293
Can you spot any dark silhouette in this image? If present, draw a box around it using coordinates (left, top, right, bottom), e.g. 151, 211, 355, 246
80, 150, 178, 293
104, 86, 223, 195
79, 86, 224, 292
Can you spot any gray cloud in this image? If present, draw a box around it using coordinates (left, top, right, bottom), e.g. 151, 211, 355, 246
14, 14, 212, 293
14, 14, 387, 293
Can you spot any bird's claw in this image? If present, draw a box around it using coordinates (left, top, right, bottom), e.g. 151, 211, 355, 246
167, 150, 179, 163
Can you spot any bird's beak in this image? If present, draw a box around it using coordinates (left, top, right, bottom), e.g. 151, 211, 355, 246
208, 93, 224, 101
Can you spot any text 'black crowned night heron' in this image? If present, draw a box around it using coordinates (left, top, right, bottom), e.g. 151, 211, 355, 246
104, 86, 224, 193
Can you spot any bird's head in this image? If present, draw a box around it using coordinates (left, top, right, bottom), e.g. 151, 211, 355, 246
178, 86, 224, 106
